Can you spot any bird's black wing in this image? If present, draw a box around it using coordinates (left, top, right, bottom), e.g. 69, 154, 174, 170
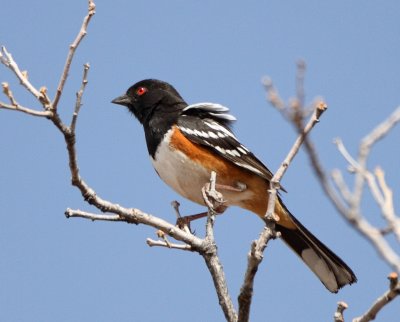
178, 102, 275, 183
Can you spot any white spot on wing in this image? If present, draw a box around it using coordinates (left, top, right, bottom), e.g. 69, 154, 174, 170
237, 146, 247, 155
215, 146, 226, 154
232, 149, 241, 157
179, 127, 194, 135
233, 161, 264, 175
217, 132, 226, 138
209, 112, 237, 121
183, 102, 230, 113
204, 121, 236, 139
226, 149, 241, 157
193, 129, 202, 137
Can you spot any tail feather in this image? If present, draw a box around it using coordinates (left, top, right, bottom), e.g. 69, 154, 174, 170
276, 200, 357, 293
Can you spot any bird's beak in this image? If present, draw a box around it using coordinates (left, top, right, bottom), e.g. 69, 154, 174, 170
111, 94, 131, 107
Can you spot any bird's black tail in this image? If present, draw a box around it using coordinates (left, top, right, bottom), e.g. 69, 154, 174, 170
275, 199, 357, 293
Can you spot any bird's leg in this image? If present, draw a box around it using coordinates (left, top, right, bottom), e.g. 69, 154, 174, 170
172, 200, 195, 234
177, 212, 209, 232
172, 200, 209, 233
173, 185, 239, 231
173, 179, 245, 231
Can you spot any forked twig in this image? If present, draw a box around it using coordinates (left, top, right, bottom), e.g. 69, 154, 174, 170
237, 100, 327, 322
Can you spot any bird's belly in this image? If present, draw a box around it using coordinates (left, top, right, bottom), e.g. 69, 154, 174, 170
151, 129, 267, 214
151, 140, 212, 205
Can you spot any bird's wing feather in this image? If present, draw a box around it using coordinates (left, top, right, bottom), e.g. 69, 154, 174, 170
177, 110, 275, 183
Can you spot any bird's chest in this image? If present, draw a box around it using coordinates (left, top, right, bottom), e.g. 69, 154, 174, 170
151, 130, 211, 205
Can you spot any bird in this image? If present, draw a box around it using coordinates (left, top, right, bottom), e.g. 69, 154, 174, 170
112, 79, 357, 293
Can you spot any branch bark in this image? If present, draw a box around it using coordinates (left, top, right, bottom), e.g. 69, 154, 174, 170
237, 99, 328, 322
52, 0, 96, 111
325, 109, 400, 272
353, 273, 400, 322
201, 172, 238, 322
334, 301, 348, 322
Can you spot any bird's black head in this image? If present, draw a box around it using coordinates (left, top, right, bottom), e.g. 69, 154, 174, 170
112, 79, 186, 124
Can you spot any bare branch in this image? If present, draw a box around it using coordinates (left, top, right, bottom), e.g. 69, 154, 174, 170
146, 238, 193, 251
262, 76, 285, 110
1, 81, 18, 106
237, 101, 327, 322
1, 81, 52, 117
71, 63, 90, 132
301, 107, 400, 272
334, 138, 386, 209
357, 220, 400, 271
0, 100, 52, 117
66, 198, 205, 247
353, 273, 400, 322
351, 106, 400, 224
302, 134, 351, 217
52, 0, 96, 111
238, 227, 275, 322
331, 169, 353, 205
360, 106, 400, 157
334, 138, 359, 172
65, 208, 126, 222
334, 301, 348, 322
201, 172, 238, 322
375, 167, 400, 242
0, 47, 45, 103
271, 101, 327, 195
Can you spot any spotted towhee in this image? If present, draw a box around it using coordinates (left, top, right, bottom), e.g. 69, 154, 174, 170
112, 79, 356, 293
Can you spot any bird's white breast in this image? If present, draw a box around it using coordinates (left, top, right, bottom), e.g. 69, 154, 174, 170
151, 129, 211, 205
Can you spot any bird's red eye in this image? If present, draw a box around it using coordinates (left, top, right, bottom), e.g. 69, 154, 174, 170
136, 87, 148, 96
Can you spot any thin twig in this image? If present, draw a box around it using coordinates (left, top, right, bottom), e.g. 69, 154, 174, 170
331, 169, 353, 205
334, 138, 386, 208
353, 273, 400, 322
1, 82, 52, 117
71, 63, 90, 132
351, 106, 400, 229
146, 238, 193, 251
237, 101, 327, 322
65, 208, 125, 222
334, 301, 348, 322
375, 167, 400, 242
334, 138, 360, 172
262, 76, 285, 110
302, 107, 400, 272
0, 100, 52, 117
271, 101, 327, 188
0, 47, 45, 102
360, 106, 400, 156
52, 0, 96, 111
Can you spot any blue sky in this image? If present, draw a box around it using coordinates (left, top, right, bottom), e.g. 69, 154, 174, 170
1, 1, 399, 321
